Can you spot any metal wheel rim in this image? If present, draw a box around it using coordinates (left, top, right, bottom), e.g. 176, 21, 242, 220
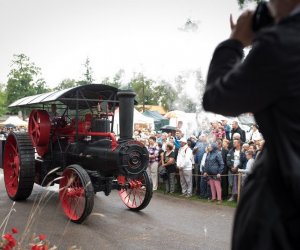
118, 174, 147, 209
28, 109, 50, 156
59, 168, 86, 221
3, 135, 20, 197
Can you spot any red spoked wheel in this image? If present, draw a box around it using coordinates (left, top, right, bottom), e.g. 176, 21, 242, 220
59, 165, 94, 223
28, 109, 51, 156
3, 132, 35, 200
118, 171, 153, 211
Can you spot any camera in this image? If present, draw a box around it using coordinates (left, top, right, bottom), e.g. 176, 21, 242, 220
252, 1, 274, 32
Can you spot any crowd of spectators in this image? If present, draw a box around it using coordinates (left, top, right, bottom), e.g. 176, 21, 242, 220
0, 126, 27, 139
134, 119, 264, 203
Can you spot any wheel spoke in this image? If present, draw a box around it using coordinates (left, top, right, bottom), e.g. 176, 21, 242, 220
118, 171, 152, 210
59, 165, 93, 223
7, 142, 18, 156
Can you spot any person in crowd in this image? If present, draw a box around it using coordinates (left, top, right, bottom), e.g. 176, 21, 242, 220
49, 104, 59, 121
0, 127, 8, 138
133, 130, 141, 140
216, 122, 226, 140
221, 119, 231, 140
217, 139, 230, 200
199, 146, 210, 199
238, 150, 255, 184
157, 142, 164, 166
230, 121, 246, 143
249, 124, 263, 143
187, 137, 196, 192
248, 144, 256, 158
209, 121, 219, 141
193, 134, 208, 196
176, 137, 193, 197
156, 131, 162, 143
254, 139, 265, 161
203, 142, 224, 204
161, 142, 176, 194
228, 132, 243, 150
160, 132, 168, 151
226, 139, 247, 201
147, 136, 159, 191
188, 136, 197, 148
173, 130, 182, 192
173, 130, 182, 158
241, 143, 250, 153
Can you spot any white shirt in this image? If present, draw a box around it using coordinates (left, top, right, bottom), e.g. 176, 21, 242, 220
200, 152, 207, 172
177, 144, 193, 170
239, 158, 255, 175
234, 150, 240, 167
250, 130, 263, 142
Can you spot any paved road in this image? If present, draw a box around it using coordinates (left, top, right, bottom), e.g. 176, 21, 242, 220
0, 170, 235, 250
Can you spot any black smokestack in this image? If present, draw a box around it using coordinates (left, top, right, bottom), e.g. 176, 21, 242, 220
117, 90, 136, 141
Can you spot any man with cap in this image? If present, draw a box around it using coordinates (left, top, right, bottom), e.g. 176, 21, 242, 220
176, 137, 193, 197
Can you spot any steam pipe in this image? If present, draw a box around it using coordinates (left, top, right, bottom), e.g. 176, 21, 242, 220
117, 90, 136, 141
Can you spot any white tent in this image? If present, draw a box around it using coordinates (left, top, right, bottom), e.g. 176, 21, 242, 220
113, 108, 155, 134
0, 116, 28, 127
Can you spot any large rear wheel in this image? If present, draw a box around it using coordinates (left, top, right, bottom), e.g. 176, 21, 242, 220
59, 165, 94, 223
3, 132, 35, 200
118, 171, 153, 211
28, 109, 51, 157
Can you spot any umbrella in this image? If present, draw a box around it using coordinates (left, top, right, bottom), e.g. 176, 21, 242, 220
4, 123, 16, 128
160, 125, 177, 132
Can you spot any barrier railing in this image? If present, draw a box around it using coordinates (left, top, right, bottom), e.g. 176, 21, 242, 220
163, 172, 244, 202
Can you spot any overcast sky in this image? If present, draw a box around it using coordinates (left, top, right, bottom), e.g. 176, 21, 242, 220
0, 0, 254, 89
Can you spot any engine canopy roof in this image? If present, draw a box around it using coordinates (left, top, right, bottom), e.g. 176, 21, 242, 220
8, 84, 132, 110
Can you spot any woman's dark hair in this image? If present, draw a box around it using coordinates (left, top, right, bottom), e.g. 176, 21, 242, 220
149, 136, 156, 141
166, 142, 174, 150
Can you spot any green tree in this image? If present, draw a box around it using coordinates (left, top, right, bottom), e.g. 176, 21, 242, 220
0, 84, 7, 116
101, 69, 125, 89
54, 78, 77, 90
112, 69, 125, 89
130, 73, 157, 111
78, 57, 94, 85
152, 80, 177, 112
6, 54, 48, 107
173, 70, 205, 113
35, 78, 50, 94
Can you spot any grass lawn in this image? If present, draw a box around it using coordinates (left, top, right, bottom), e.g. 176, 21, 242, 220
156, 185, 238, 208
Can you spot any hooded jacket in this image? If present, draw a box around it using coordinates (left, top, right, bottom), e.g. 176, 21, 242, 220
203, 143, 224, 176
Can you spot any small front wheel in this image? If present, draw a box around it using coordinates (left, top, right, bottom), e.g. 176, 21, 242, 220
59, 165, 94, 223
118, 171, 153, 211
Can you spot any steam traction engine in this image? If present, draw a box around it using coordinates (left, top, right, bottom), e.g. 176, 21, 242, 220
2, 84, 152, 223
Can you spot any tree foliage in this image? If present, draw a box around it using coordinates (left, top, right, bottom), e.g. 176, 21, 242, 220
0, 84, 7, 116
54, 78, 77, 90
130, 73, 157, 110
6, 54, 49, 107
101, 69, 125, 89
152, 81, 177, 111
172, 69, 205, 113
78, 57, 94, 85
